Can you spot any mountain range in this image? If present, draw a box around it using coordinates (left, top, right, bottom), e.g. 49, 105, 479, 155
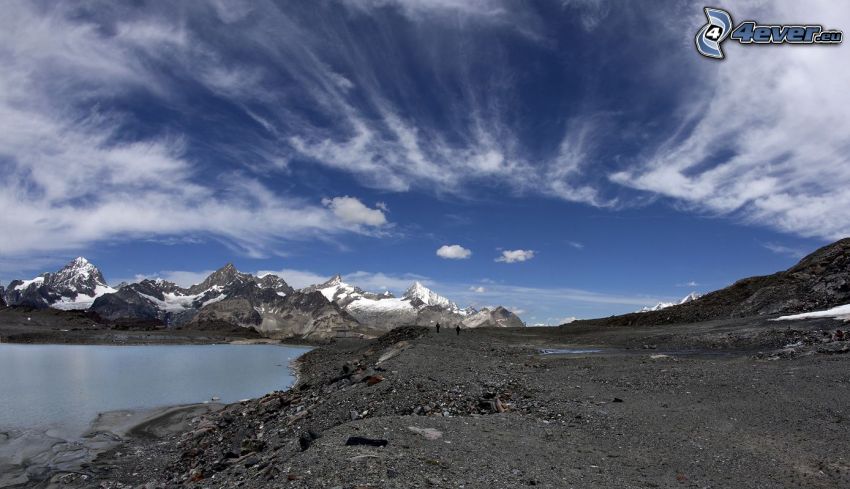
0, 259, 524, 339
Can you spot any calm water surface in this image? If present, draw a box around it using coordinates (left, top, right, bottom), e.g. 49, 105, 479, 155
0, 343, 310, 436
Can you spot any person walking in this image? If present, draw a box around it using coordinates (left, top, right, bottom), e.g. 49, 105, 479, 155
435, 322, 440, 333
455, 325, 461, 336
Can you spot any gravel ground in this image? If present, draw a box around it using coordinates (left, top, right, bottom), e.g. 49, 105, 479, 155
18, 317, 850, 488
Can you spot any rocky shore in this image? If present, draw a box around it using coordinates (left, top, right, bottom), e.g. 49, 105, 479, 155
0, 307, 274, 346
27, 314, 849, 489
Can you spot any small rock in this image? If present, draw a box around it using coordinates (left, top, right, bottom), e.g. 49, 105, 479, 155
240, 438, 266, 455
345, 436, 389, 447
298, 430, 321, 451
188, 469, 203, 482
365, 375, 385, 386
243, 455, 260, 467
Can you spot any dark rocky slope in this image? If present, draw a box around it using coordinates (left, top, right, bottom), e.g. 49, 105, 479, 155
572, 238, 850, 327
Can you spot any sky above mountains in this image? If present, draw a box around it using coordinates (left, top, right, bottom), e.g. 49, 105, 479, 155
1, 1, 846, 324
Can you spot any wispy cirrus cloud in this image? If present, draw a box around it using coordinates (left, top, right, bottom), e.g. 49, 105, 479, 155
611, 1, 850, 242
3, 0, 846, 279
0, 2, 389, 264
761, 242, 807, 259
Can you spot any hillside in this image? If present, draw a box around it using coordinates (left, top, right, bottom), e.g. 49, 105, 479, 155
570, 238, 850, 327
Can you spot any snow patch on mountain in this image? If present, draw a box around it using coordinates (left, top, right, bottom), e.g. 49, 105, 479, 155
52, 284, 117, 310
774, 303, 850, 321
14, 276, 46, 290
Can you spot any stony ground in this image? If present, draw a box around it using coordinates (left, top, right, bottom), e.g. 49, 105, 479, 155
22, 316, 850, 488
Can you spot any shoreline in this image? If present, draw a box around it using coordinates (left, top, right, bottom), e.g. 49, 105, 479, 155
0, 341, 316, 488
0, 403, 224, 488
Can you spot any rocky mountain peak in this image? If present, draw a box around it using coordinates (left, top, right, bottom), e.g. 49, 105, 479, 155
51, 257, 109, 291
70, 256, 90, 267
403, 281, 458, 310
189, 263, 249, 294
680, 292, 701, 304
316, 275, 344, 288
257, 274, 294, 295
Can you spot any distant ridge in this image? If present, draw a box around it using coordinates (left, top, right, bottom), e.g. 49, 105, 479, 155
569, 238, 850, 327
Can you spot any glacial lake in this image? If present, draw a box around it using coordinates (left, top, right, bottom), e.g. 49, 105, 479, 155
0, 343, 311, 437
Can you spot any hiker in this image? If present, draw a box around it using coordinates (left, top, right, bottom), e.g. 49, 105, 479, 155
456, 325, 461, 336
435, 322, 440, 333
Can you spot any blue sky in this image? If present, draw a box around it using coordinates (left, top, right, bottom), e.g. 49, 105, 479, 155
1, 1, 846, 324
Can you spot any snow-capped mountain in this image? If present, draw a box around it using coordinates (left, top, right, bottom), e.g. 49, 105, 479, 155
305, 276, 523, 330
403, 281, 460, 311
302, 275, 393, 307
461, 306, 525, 328
2, 257, 116, 310
638, 292, 702, 313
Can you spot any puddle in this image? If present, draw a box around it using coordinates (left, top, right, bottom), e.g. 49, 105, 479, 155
540, 348, 604, 355
539, 347, 740, 358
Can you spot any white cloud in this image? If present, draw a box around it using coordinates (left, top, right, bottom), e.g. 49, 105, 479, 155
611, 1, 850, 241
469, 286, 486, 293
566, 241, 584, 250
436, 244, 472, 260
495, 249, 535, 263
322, 196, 388, 227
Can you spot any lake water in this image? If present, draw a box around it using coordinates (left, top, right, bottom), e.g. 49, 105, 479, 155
0, 343, 311, 437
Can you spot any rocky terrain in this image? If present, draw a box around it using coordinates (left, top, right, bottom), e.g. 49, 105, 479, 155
2, 260, 524, 341
575, 238, 850, 327
38, 315, 850, 489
